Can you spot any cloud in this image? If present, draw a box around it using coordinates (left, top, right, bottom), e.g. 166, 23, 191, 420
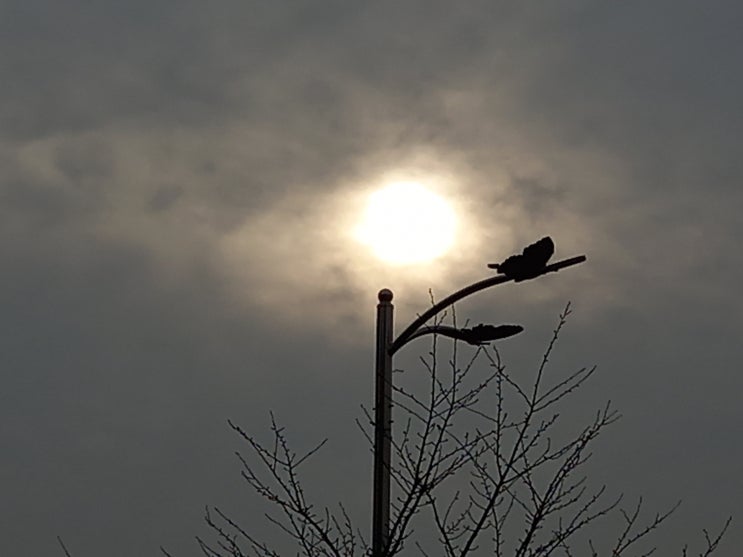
1, 2, 742, 555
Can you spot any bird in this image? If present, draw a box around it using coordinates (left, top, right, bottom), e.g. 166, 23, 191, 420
488, 236, 555, 281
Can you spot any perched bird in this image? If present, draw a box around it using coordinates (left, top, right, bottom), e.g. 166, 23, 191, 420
488, 237, 555, 281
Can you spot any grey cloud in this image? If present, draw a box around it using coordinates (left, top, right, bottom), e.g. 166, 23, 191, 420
1, 1, 742, 555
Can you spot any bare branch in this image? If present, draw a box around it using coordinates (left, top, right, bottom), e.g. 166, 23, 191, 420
199, 302, 729, 557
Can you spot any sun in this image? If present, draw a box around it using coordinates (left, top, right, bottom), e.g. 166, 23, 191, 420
355, 181, 457, 265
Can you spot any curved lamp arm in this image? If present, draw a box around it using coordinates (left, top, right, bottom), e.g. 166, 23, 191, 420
389, 254, 586, 355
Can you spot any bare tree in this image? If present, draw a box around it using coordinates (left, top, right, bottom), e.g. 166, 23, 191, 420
197, 303, 730, 557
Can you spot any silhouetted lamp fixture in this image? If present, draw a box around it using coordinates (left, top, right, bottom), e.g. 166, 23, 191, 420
404, 323, 524, 346
372, 236, 586, 557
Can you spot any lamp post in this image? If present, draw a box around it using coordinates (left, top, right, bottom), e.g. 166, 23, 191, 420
371, 253, 586, 557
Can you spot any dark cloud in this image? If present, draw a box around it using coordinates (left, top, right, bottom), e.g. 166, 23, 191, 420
1, 1, 742, 555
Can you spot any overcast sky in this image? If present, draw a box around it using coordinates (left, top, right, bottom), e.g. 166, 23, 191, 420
2, 2, 742, 555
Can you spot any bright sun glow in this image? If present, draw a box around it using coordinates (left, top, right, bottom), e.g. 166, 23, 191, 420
355, 182, 457, 265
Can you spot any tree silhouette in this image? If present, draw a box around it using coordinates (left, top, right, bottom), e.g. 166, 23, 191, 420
195, 303, 730, 557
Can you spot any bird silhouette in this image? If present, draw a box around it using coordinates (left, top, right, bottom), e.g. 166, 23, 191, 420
488, 237, 555, 281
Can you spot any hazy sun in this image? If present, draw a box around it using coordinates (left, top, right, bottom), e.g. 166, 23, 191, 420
355, 182, 457, 265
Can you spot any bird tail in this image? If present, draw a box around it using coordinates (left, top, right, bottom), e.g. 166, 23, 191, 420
487, 263, 501, 270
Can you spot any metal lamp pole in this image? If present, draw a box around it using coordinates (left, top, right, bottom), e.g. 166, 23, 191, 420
372, 288, 394, 557
371, 254, 586, 557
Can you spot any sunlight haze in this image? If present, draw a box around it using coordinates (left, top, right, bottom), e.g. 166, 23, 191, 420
355, 182, 457, 265
1, 3, 740, 555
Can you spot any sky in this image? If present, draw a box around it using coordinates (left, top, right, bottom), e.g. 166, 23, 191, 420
1, 1, 742, 555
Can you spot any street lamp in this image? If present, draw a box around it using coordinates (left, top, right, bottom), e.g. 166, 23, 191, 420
371, 242, 586, 557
